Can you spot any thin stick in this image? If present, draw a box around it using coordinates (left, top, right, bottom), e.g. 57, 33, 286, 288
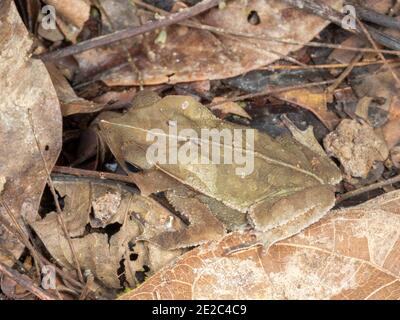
356, 17, 400, 88
0, 261, 56, 300
52, 166, 141, 186
208, 79, 336, 107
326, 52, 363, 96
27, 110, 84, 283
35, 0, 221, 61
0, 200, 42, 279
262, 59, 400, 71
337, 175, 400, 203
94, 0, 144, 89
0, 211, 83, 291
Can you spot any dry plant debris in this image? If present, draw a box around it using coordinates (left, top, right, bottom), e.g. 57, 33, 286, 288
30, 178, 185, 289
0, 1, 62, 267
59, 0, 343, 85
1, 0, 400, 301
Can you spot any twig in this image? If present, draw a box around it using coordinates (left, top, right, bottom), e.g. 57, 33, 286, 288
0, 199, 42, 278
337, 175, 400, 203
262, 59, 400, 71
326, 52, 363, 96
94, 0, 144, 89
0, 211, 83, 291
356, 17, 400, 88
0, 262, 56, 300
208, 79, 337, 107
52, 166, 141, 186
35, 0, 222, 61
27, 110, 84, 283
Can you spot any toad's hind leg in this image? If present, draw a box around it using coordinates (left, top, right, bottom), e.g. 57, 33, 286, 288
249, 185, 336, 247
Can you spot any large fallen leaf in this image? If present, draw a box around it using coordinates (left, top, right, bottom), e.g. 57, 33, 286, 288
120, 190, 400, 300
30, 177, 185, 289
74, 0, 342, 85
0, 1, 62, 265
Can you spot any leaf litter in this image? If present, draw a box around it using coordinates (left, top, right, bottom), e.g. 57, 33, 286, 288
2, 0, 400, 300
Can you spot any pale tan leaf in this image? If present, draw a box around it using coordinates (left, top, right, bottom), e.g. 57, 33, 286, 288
0, 0, 62, 265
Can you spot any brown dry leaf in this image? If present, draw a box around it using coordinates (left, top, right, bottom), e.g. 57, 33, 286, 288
46, 63, 103, 116
324, 119, 389, 179
30, 178, 185, 288
354, 70, 395, 115
120, 190, 400, 300
276, 88, 340, 130
75, 0, 342, 86
0, 1, 62, 265
328, 35, 367, 64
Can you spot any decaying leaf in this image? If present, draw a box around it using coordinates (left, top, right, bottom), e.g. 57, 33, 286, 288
0, 0, 62, 265
276, 88, 340, 130
75, 0, 342, 85
120, 190, 400, 300
352, 70, 400, 148
30, 177, 185, 289
46, 63, 103, 116
324, 119, 389, 179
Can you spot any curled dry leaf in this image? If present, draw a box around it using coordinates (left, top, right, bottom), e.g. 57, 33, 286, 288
0, 1, 62, 265
120, 190, 400, 300
46, 63, 103, 116
75, 0, 342, 85
324, 119, 389, 179
30, 177, 185, 289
